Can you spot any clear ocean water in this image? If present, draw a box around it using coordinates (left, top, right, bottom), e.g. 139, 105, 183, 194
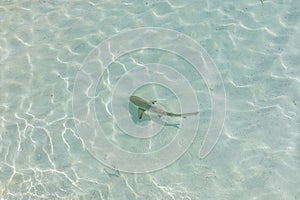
1, 0, 299, 199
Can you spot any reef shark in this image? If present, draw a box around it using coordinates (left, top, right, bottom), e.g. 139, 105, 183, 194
129, 95, 199, 119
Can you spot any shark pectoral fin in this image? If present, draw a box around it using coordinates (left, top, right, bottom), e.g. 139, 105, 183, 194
138, 108, 146, 119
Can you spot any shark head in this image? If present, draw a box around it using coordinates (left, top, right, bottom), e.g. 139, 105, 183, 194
129, 96, 154, 119
129, 96, 152, 110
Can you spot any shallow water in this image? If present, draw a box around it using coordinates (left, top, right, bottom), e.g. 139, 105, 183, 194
1, 0, 300, 199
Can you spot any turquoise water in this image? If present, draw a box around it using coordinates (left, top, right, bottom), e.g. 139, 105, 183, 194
1, 0, 299, 199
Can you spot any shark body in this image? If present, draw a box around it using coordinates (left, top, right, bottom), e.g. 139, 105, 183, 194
129, 95, 199, 119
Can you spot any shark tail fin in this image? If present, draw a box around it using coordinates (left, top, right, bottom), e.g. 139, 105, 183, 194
181, 111, 199, 118
166, 111, 199, 118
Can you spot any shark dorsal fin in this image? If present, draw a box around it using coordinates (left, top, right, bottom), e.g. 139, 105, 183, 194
150, 100, 157, 104
138, 108, 146, 119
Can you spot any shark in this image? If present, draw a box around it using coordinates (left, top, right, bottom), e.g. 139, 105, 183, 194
129, 95, 199, 119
